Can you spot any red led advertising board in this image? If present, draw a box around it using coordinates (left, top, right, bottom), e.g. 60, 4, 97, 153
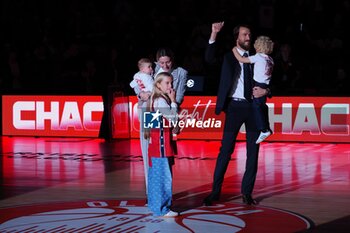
2, 95, 103, 137
2, 95, 350, 143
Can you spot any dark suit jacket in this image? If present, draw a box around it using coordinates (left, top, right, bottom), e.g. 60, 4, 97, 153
205, 42, 243, 115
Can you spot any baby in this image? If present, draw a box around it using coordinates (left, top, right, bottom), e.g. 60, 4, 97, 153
130, 58, 154, 94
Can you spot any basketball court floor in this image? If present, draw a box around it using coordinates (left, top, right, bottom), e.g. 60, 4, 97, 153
1, 136, 349, 232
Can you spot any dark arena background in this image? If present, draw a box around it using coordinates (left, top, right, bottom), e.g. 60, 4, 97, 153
1, 1, 350, 232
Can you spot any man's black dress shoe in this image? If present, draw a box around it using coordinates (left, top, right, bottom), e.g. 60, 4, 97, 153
242, 194, 257, 205
203, 194, 219, 206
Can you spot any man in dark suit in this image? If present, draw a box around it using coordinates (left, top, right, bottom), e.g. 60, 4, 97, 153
203, 22, 270, 206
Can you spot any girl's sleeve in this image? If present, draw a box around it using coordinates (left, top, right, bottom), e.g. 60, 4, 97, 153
154, 98, 178, 123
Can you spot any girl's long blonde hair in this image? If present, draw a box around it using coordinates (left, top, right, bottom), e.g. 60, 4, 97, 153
144, 72, 173, 139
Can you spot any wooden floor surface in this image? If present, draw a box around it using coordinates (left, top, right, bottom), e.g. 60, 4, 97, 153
1, 136, 350, 232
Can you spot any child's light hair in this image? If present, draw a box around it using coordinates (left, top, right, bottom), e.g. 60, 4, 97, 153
144, 72, 173, 140
151, 72, 173, 102
254, 36, 274, 54
138, 58, 152, 69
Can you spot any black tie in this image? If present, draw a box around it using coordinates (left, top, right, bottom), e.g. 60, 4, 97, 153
243, 52, 253, 101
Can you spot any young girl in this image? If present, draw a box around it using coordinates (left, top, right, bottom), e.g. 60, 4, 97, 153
145, 72, 179, 217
